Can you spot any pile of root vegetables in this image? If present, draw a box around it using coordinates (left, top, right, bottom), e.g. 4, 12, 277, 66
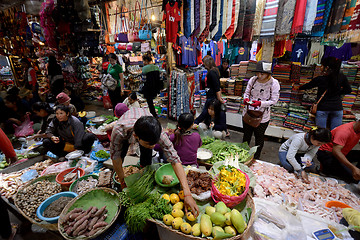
61, 206, 109, 237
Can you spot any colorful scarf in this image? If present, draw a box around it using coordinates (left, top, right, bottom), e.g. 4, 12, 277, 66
260, 0, 279, 37
233, 0, 246, 39
326, 0, 347, 33
349, 0, 360, 30
303, 0, 319, 33
291, 0, 308, 34
275, 0, 297, 36
243, 0, 257, 41
253, 0, 266, 36
342, 0, 358, 30
312, 0, 334, 36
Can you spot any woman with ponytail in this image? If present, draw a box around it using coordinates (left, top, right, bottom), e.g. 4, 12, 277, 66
299, 57, 351, 129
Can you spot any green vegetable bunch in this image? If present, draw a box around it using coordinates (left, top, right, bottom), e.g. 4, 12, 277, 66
202, 140, 249, 164
95, 150, 110, 159
118, 191, 133, 207
101, 115, 118, 124
127, 167, 155, 204
0, 160, 9, 170
201, 136, 215, 145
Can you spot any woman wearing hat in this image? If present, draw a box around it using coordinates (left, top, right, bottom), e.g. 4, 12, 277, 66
56, 92, 77, 116
242, 61, 280, 159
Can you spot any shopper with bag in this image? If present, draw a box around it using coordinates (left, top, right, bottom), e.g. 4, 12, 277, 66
299, 57, 351, 130
242, 61, 280, 159
107, 53, 125, 108
44, 105, 96, 158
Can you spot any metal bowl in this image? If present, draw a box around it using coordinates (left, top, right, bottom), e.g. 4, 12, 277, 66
197, 148, 213, 162
65, 150, 84, 160
91, 116, 107, 124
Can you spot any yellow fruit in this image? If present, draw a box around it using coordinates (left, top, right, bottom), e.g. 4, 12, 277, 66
230, 209, 247, 234
162, 194, 170, 203
172, 217, 183, 230
215, 201, 228, 215
211, 212, 226, 227
186, 212, 196, 221
205, 206, 216, 216
200, 214, 212, 237
224, 212, 232, 225
178, 190, 185, 200
173, 202, 184, 210
212, 226, 225, 238
192, 223, 201, 236
172, 209, 184, 218
180, 222, 192, 234
224, 226, 237, 236
163, 214, 174, 225
170, 193, 180, 204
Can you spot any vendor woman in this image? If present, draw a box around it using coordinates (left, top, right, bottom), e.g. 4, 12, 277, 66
44, 105, 96, 157
30, 102, 55, 139
110, 107, 199, 216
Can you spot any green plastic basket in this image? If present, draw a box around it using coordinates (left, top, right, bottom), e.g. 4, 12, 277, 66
69, 174, 99, 193
154, 163, 179, 187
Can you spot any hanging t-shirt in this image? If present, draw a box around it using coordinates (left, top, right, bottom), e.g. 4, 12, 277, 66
216, 40, 225, 66
163, 2, 182, 44
201, 43, 211, 58
290, 39, 309, 64
323, 43, 353, 61
209, 41, 218, 61
179, 35, 190, 65
235, 42, 250, 63
306, 41, 324, 65
250, 41, 258, 61
190, 37, 201, 66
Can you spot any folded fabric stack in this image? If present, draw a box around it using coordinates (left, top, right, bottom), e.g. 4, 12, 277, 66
290, 84, 302, 104
225, 96, 242, 113
342, 94, 356, 114
239, 61, 249, 78
279, 83, 292, 103
300, 65, 314, 84
235, 79, 243, 96
226, 79, 235, 95
270, 102, 289, 127
303, 117, 316, 131
343, 113, 356, 124
342, 64, 358, 85
194, 94, 201, 108
355, 69, 360, 86
230, 64, 240, 77
246, 61, 257, 79
313, 65, 323, 78
201, 95, 207, 107
350, 85, 358, 95
273, 64, 291, 82
302, 87, 318, 106
284, 103, 309, 131
220, 78, 228, 93
290, 64, 301, 83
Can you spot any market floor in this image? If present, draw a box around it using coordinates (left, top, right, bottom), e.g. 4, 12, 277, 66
6, 100, 358, 239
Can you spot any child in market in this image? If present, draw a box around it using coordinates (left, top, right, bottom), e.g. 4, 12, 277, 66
278, 127, 331, 183
155, 113, 202, 167
123, 92, 140, 109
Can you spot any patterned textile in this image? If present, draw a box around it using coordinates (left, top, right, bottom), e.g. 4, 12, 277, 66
311, 0, 326, 34
198, 0, 211, 42
214, 0, 225, 41
233, 0, 246, 39
260, 0, 280, 37
291, 0, 308, 34
224, 0, 238, 39
253, 0, 266, 36
275, 0, 297, 36
348, 0, 360, 30
192, 0, 200, 36
190, 0, 195, 34
209, 0, 218, 33
222, 0, 229, 34
303, 0, 319, 33
198, 0, 207, 37
312, 0, 334, 36
184, 0, 191, 38
326, 0, 347, 33
210, 0, 222, 38
243, 0, 257, 41
341, 0, 357, 30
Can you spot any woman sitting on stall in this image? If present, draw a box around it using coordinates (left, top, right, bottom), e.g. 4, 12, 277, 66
56, 92, 77, 116
123, 92, 140, 109
279, 127, 331, 183
193, 99, 227, 139
44, 105, 96, 157
30, 102, 55, 139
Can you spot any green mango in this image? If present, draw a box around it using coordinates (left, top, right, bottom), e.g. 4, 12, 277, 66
230, 209, 247, 234
215, 202, 227, 215
210, 212, 226, 227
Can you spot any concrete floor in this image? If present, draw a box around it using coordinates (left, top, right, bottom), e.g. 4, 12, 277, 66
6, 99, 357, 239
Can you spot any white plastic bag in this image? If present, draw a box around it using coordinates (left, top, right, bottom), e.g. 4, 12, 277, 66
75, 157, 97, 175
184, 166, 211, 201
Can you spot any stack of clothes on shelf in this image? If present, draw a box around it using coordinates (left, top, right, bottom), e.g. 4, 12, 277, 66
302, 87, 317, 107
300, 65, 314, 84
284, 103, 309, 131
225, 96, 242, 113
238, 61, 249, 78
270, 102, 289, 127
234, 79, 243, 96
312, 65, 323, 78
355, 68, 360, 85
278, 83, 292, 103
246, 61, 257, 79
272, 64, 291, 82
342, 64, 358, 85
230, 64, 240, 77
226, 79, 235, 95
290, 64, 301, 83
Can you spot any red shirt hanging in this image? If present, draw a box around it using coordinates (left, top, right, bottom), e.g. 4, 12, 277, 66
163, 2, 182, 44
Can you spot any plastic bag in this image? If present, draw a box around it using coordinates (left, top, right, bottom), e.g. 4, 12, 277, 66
74, 157, 97, 175
14, 116, 34, 137
103, 92, 113, 109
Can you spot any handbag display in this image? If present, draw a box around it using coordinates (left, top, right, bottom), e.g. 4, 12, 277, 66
242, 78, 264, 128
139, 23, 152, 40
310, 90, 327, 116
115, 6, 129, 43
141, 42, 151, 52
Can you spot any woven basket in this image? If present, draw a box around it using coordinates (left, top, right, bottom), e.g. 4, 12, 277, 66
148, 194, 255, 240
58, 187, 121, 240
14, 174, 60, 231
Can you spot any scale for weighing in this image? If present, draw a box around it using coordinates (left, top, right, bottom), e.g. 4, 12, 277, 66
312, 229, 338, 240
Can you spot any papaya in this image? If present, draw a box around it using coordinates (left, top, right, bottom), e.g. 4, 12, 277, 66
215, 202, 227, 215
200, 214, 212, 237
230, 209, 247, 234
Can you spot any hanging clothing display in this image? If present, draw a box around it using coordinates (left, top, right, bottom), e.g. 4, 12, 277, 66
275, 0, 297, 36
290, 39, 309, 64
311, 0, 326, 34
231, 0, 241, 38
273, 40, 286, 58
169, 70, 191, 119
198, 0, 211, 42
209, 0, 218, 34
253, 0, 267, 36
235, 42, 251, 63
326, 0, 347, 33
216, 40, 226, 66
184, 0, 191, 38
260, 0, 279, 37
242, 0, 257, 41
163, 2, 182, 44
224, 0, 234, 38
192, 0, 200, 36
291, 0, 308, 34
190, 0, 195, 35
210, 0, 221, 38
312, 0, 334, 36
214, 0, 225, 41
306, 41, 324, 65
303, 0, 319, 33
198, 0, 207, 39
340, 0, 357, 30
348, 0, 360, 30
262, 40, 275, 62
233, 0, 246, 39
222, 0, 229, 35
250, 41, 258, 61
323, 43, 353, 61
